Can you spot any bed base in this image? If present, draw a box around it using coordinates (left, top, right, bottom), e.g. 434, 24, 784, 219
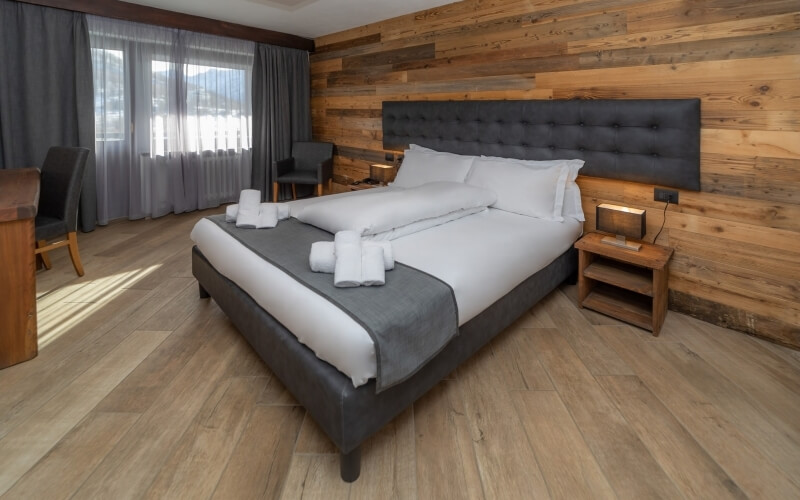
192, 245, 576, 481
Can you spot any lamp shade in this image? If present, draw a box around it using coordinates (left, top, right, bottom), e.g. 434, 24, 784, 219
596, 203, 646, 240
370, 164, 397, 184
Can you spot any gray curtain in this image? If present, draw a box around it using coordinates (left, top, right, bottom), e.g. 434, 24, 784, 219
0, 0, 97, 231
252, 44, 311, 201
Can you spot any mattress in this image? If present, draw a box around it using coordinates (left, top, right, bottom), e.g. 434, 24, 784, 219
190, 195, 581, 387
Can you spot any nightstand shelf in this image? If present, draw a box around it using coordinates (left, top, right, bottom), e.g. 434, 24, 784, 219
575, 232, 674, 335
583, 258, 654, 296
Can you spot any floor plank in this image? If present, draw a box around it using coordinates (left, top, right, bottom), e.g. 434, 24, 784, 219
512, 390, 616, 500
71, 322, 240, 500
0, 330, 168, 495
597, 325, 800, 499
457, 343, 552, 499
528, 328, 682, 499
1, 412, 139, 500
597, 374, 748, 499
414, 381, 483, 500
213, 405, 304, 499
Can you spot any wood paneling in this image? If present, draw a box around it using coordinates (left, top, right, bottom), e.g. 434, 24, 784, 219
13, 0, 313, 50
311, 0, 800, 347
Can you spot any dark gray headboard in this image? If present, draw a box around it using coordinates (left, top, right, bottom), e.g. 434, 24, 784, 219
382, 99, 700, 191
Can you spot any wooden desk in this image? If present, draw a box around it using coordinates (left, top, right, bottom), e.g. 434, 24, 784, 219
0, 168, 40, 369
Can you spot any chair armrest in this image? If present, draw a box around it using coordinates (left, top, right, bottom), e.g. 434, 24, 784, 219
273, 157, 295, 178
317, 157, 334, 183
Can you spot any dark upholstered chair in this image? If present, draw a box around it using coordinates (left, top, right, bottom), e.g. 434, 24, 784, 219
272, 141, 334, 201
34, 146, 90, 277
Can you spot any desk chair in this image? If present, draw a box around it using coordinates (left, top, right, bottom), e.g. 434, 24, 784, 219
35, 146, 90, 277
272, 141, 334, 201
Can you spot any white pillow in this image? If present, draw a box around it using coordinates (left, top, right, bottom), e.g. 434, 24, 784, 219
404, 148, 584, 220
392, 149, 475, 187
480, 155, 584, 220
480, 155, 584, 181
466, 157, 569, 221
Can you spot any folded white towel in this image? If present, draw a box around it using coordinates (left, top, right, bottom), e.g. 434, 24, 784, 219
236, 190, 262, 228
236, 210, 259, 228
257, 203, 278, 229
334, 231, 362, 287
228, 202, 288, 225
238, 189, 261, 212
277, 203, 290, 220
361, 245, 385, 286
309, 241, 336, 273
364, 241, 394, 271
334, 230, 361, 247
225, 204, 238, 223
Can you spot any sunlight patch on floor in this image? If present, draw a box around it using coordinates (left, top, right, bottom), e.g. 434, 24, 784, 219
37, 265, 161, 348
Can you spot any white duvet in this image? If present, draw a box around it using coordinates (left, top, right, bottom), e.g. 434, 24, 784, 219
294, 181, 497, 238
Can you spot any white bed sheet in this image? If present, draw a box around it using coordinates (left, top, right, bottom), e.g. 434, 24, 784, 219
190, 201, 581, 388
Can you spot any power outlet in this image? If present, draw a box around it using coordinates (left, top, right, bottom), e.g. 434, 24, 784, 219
654, 187, 679, 204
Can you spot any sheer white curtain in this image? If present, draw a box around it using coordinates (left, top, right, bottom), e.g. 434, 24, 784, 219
89, 16, 254, 223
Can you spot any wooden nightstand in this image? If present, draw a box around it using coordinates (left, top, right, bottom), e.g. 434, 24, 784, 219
574, 232, 674, 335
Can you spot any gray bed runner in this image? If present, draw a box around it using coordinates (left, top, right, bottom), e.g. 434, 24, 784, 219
207, 215, 459, 393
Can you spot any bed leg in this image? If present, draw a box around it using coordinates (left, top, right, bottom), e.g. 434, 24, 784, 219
198, 283, 210, 299
340, 447, 361, 482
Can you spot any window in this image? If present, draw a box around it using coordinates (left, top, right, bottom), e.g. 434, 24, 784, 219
91, 48, 126, 142
185, 63, 249, 154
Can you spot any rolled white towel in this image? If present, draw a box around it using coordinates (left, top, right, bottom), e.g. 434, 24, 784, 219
225, 204, 238, 223
256, 203, 278, 229
334, 231, 362, 287
364, 241, 394, 271
361, 245, 385, 286
309, 241, 335, 273
236, 189, 262, 228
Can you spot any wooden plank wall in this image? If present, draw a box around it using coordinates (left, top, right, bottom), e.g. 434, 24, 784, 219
310, 0, 800, 347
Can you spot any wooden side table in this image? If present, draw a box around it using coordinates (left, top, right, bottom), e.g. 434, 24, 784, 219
0, 168, 40, 368
575, 232, 674, 335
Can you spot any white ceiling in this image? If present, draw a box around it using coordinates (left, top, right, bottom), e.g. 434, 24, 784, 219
123, 0, 454, 39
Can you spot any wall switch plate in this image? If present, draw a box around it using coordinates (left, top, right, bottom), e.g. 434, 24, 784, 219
654, 187, 679, 204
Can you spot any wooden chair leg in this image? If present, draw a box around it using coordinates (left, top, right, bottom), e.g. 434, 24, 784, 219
37, 240, 52, 270
291, 184, 297, 200
67, 232, 85, 277
272, 182, 279, 202
317, 183, 323, 196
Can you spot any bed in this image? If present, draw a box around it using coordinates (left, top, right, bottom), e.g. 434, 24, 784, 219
191, 99, 701, 481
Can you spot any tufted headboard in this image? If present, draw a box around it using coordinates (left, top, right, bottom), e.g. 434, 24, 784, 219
382, 99, 701, 191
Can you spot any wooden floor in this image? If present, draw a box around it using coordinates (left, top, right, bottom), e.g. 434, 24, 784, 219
1, 209, 799, 499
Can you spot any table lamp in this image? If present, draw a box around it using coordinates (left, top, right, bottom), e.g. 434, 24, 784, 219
370, 164, 397, 185
596, 203, 646, 251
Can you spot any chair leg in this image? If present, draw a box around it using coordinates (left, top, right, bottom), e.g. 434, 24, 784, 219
317, 183, 323, 196
272, 182, 279, 202
67, 232, 85, 277
37, 240, 52, 270
291, 184, 297, 200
